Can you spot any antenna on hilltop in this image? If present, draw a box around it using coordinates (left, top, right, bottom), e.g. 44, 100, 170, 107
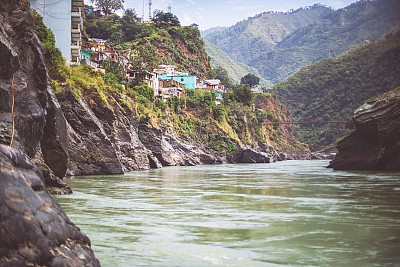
142, 0, 145, 21
167, 1, 172, 13
149, 0, 152, 20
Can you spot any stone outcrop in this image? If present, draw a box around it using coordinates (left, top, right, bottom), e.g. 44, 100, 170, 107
329, 87, 400, 171
234, 147, 278, 163
58, 90, 124, 176
0, 0, 70, 193
138, 122, 224, 166
0, 144, 100, 266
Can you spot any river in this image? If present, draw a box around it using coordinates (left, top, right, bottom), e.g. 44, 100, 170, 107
56, 160, 400, 267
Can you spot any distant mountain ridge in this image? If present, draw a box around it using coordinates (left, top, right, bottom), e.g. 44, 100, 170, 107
273, 28, 400, 150
204, 40, 269, 85
203, 0, 400, 84
203, 4, 333, 72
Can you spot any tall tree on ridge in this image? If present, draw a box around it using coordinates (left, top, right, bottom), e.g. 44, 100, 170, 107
91, 0, 125, 15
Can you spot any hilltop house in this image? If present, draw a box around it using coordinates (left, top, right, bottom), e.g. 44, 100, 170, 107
197, 79, 225, 104
31, 0, 84, 65
79, 40, 225, 104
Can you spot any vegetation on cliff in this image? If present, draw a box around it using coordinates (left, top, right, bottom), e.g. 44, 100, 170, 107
55, 65, 306, 158
85, 9, 210, 77
32, 10, 68, 80
273, 28, 400, 150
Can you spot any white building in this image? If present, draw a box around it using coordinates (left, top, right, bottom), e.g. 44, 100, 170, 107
31, 0, 84, 65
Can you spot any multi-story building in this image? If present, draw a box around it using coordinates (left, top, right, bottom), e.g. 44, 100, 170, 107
31, 0, 84, 65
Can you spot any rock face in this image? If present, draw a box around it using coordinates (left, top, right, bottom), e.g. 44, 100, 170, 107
0, 144, 100, 266
0, 0, 70, 193
234, 147, 278, 164
58, 89, 162, 176
138, 122, 223, 167
329, 88, 400, 171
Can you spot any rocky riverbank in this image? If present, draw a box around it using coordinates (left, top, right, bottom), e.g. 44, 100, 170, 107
0, 144, 100, 266
328, 87, 400, 171
0, 0, 311, 194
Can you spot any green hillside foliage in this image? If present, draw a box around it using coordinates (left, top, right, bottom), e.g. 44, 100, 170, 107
56, 66, 306, 154
273, 28, 400, 150
85, 9, 210, 77
32, 10, 68, 80
204, 41, 270, 86
254, 0, 400, 83
202, 4, 333, 68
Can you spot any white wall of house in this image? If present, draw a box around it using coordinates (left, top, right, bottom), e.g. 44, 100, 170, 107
31, 0, 72, 64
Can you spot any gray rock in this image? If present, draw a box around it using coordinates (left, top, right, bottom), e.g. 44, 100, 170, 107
58, 90, 124, 176
0, 0, 69, 192
236, 147, 278, 163
329, 88, 400, 171
0, 144, 100, 266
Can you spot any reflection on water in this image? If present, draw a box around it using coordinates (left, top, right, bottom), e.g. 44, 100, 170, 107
56, 161, 400, 267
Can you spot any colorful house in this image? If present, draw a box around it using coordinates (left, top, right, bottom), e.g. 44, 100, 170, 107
158, 74, 197, 90
197, 79, 225, 104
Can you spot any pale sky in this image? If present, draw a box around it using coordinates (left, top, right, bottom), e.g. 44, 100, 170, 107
92, 0, 358, 30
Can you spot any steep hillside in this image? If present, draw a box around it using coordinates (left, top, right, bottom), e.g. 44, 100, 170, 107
204, 40, 269, 85
255, 0, 400, 83
136, 26, 211, 77
203, 4, 333, 68
51, 65, 309, 177
85, 11, 210, 77
273, 28, 400, 150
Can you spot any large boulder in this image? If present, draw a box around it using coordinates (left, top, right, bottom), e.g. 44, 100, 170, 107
329, 87, 400, 171
0, 144, 100, 266
234, 147, 278, 163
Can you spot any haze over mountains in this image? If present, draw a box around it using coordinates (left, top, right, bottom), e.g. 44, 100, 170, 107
202, 0, 400, 85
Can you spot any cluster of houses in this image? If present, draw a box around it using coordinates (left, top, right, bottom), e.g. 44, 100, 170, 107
80, 39, 226, 104
31, 0, 225, 103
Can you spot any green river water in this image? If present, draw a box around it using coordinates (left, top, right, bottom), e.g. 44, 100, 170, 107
56, 160, 400, 267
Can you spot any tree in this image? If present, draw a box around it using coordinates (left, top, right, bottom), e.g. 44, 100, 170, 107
209, 67, 234, 88
232, 84, 254, 106
91, 0, 124, 15
240, 73, 260, 88
129, 44, 160, 73
152, 10, 180, 27
121, 8, 141, 42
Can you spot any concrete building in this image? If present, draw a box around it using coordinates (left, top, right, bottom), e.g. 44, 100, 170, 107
31, 0, 84, 65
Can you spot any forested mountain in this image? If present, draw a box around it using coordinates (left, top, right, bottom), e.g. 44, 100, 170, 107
204, 41, 269, 85
254, 0, 400, 83
203, 4, 333, 69
273, 28, 400, 150
203, 0, 400, 84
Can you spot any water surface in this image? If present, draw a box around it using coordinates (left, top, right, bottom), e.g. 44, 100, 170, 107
56, 161, 400, 266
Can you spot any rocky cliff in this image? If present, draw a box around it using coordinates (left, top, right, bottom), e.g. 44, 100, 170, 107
0, 1, 100, 265
0, 0, 70, 194
328, 87, 400, 171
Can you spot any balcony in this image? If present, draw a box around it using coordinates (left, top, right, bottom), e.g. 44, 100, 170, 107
72, 0, 83, 8
71, 29, 81, 42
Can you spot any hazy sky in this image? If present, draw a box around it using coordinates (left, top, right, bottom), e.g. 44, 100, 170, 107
102, 0, 358, 30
